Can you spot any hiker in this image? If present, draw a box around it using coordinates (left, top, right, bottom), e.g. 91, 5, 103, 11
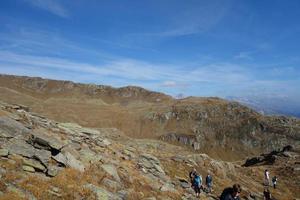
193, 173, 202, 197
205, 173, 213, 193
263, 188, 272, 200
264, 169, 270, 186
220, 184, 242, 200
272, 176, 277, 189
189, 168, 197, 186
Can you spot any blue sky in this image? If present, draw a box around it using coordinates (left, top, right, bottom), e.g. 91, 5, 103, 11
0, 0, 299, 104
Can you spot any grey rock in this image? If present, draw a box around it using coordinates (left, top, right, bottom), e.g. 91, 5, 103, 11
160, 183, 176, 192
96, 138, 112, 147
23, 158, 46, 172
48, 186, 62, 197
34, 149, 51, 166
0, 149, 9, 157
0, 116, 30, 138
4, 138, 36, 158
79, 148, 102, 164
29, 132, 65, 151
52, 153, 67, 166
101, 164, 121, 182
64, 152, 85, 172
138, 154, 166, 177
47, 166, 60, 177
58, 123, 100, 136
178, 178, 190, 189
22, 165, 35, 173
102, 178, 121, 191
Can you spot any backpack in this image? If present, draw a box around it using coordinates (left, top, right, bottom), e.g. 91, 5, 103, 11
194, 175, 202, 186
220, 187, 233, 200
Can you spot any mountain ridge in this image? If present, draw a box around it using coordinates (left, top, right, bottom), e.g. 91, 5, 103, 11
0, 74, 299, 161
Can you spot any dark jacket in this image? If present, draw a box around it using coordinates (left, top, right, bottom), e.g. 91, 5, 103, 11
206, 175, 212, 185
220, 187, 241, 200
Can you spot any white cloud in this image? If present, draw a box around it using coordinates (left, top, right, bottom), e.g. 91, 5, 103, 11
24, 0, 69, 18
0, 50, 254, 85
234, 52, 252, 60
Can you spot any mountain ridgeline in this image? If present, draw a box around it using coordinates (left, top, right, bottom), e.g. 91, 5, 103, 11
0, 74, 299, 160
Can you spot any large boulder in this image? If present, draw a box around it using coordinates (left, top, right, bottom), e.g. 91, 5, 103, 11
137, 154, 166, 178
53, 152, 85, 172
28, 131, 65, 151
0, 116, 30, 138
4, 138, 36, 158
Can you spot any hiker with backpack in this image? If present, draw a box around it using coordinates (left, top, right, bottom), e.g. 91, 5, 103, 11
272, 176, 277, 189
220, 184, 242, 200
264, 169, 270, 186
263, 188, 272, 200
189, 168, 197, 186
193, 173, 203, 197
205, 172, 213, 193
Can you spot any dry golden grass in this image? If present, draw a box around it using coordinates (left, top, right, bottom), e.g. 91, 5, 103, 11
2, 171, 24, 183
0, 180, 7, 193
0, 191, 27, 200
0, 110, 8, 116
15, 165, 106, 200
18, 175, 50, 199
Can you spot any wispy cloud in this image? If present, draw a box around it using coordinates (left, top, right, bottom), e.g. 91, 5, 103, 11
0, 50, 254, 85
24, 0, 69, 18
160, 81, 189, 88
234, 52, 252, 60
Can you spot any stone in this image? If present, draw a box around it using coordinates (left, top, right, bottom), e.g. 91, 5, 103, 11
23, 158, 46, 172
79, 148, 102, 164
137, 154, 166, 177
58, 123, 100, 136
0, 116, 30, 138
178, 178, 190, 189
96, 138, 112, 147
102, 178, 120, 191
29, 131, 65, 151
34, 149, 51, 166
22, 165, 35, 173
64, 152, 85, 172
0, 149, 9, 157
52, 153, 67, 166
122, 149, 135, 159
4, 138, 36, 158
47, 166, 59, 177
160, 183, 176, 192
47, 186, 62, 197
101, 164, 121, 182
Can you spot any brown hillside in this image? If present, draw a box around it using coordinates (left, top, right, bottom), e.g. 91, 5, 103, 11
0, 74, 299, 161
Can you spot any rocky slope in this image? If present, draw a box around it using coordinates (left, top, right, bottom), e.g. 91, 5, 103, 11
0, 74, 299, 161
0, 101, 299, 200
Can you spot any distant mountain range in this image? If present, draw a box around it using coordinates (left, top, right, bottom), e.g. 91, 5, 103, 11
226, 95, 300, 118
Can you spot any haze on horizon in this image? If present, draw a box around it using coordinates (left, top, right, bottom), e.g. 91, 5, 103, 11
0, 0, 299, 116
